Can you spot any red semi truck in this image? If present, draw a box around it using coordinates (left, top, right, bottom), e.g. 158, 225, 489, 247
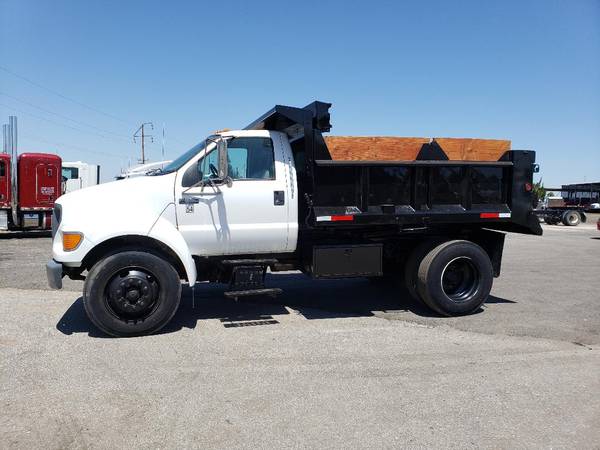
0, 152, 62, 231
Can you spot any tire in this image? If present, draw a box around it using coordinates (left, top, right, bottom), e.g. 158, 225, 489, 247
545, 217, 556, 225
404, 240, 442, 301
416, 240, 493, 316
83, 251, 182, 337
562, 210, 580, 226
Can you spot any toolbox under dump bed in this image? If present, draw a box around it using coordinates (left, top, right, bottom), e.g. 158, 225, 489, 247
246, 101, 542, 237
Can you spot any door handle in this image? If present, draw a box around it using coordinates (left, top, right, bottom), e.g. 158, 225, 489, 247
178, 197, 200, 204
274, 190, 285, 205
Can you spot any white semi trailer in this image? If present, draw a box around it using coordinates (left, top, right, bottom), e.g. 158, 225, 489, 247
62, 161, 100, 194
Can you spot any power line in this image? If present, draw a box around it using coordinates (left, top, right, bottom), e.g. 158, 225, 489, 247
0, 65, 189, 152
21, 132, 128, 160
0, 91, 131, 139
0, 102, 133, 143
0, 65, 133, 126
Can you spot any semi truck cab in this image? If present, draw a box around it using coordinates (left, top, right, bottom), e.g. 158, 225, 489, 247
47, 101, 542, 337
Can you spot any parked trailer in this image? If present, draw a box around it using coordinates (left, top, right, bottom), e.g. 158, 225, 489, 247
47, 101, 541, 337
62, 161, 100, 194
0, 152, 61, 230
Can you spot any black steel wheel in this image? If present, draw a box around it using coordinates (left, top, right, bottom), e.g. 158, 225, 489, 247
83, 251, 181, 337
440, 257, 479, 303
416, 240, 493, 316
105, 269, 161, 321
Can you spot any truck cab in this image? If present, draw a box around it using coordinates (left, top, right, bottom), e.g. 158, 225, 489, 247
47, 101, 541, 337
0, 153, 10, 230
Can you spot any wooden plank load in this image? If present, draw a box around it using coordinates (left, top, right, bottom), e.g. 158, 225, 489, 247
323, 136, 511, 162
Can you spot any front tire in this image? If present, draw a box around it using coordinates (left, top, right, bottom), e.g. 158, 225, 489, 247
83, 251, 182, 337
416, 240, 493, 316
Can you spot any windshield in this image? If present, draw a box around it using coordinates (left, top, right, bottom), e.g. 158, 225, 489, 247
160, 140, 212, 174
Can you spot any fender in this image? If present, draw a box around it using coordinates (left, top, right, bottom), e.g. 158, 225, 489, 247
148, 203, 197, 285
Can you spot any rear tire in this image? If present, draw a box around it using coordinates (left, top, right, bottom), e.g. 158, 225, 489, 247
83, 251, 182, 337
404, 240, 442, 300
562, 210, 580, 226
416, 240, 493, 316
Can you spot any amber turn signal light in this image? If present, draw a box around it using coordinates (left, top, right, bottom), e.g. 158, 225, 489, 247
62, 232, 83, 251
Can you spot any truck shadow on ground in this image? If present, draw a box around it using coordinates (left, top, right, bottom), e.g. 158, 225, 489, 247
56, 273, 515, 337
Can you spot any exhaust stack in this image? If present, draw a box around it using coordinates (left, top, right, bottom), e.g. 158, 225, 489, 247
8, 116, 18, 227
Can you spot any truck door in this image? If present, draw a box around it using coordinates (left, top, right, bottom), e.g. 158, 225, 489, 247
35, 162, 60, 206
0, 156, 9, 207
175, 132, 293, 256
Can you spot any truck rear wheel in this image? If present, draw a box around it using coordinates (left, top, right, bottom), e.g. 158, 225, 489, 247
404, 241, 440, 301
416, 240, 493, 316
562, 210, 580, 226
83, 251, 182, 337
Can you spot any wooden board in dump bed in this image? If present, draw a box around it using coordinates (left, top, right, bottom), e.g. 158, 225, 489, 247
323, 136, 511, 162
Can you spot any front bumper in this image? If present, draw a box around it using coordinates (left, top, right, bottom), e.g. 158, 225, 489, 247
46, 259, 63, 290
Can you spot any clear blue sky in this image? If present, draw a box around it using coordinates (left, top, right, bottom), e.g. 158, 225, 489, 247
1, 0, 599, 185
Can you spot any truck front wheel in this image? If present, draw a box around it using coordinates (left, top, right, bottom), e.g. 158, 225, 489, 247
83, 251, 182, 337
416, 240, 493, 316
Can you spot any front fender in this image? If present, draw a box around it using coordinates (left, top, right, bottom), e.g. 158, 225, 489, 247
148, 203, 197, 284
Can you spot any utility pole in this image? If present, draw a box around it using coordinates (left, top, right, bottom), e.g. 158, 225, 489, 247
133, 122, 153, 164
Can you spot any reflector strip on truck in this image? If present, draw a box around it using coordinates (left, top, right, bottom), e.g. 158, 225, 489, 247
316, 215, 355, 222
480, 212, 511, 219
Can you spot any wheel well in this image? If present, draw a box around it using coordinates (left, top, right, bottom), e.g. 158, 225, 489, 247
383, 229, 505, 277
82, 235, 188, 281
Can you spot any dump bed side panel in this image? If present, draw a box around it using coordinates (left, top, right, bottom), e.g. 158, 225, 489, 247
312, 152, 541, 235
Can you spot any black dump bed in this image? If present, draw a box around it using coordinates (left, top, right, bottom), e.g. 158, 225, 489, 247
246, 101, 542, 236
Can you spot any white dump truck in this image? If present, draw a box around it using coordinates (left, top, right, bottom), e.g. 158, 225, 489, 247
47, 102, 542, 337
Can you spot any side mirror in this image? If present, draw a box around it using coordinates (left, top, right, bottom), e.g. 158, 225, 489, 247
217, 138, 228, 180
196, 159, 204, 180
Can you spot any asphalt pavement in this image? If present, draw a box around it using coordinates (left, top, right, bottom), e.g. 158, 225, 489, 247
0, 218, 598, 448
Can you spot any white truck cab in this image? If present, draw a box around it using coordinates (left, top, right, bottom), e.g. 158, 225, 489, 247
47, 101, 540, 337
50, 129, 297, 283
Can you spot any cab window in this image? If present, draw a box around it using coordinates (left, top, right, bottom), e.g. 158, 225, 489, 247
0, 161, 5, 177
62, 167, 79, 180
226, 137, 274, 180
182, 136, 275, 187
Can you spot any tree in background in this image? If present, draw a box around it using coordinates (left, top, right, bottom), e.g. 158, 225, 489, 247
532, 179, 546, 207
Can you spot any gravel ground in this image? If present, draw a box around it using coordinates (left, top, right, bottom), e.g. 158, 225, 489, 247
0, 218, 599, 448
